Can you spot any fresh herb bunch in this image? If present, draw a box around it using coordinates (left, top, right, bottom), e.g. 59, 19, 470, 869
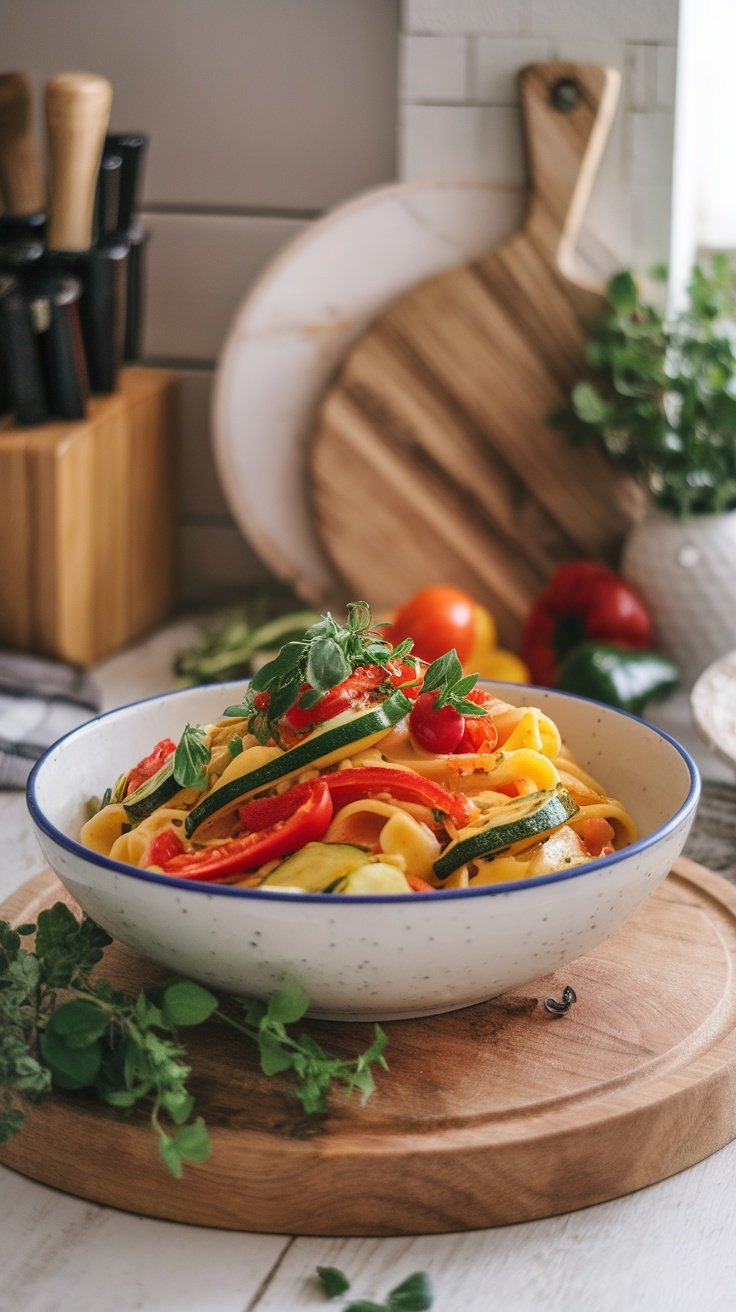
315, 1266, 433, 1310
0, 904, 387, 1177
226, 601, 416, 743
554, 255, 736, 517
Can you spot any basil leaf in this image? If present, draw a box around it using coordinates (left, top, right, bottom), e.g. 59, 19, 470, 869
305, 637, 351, 694
173, 724, 211, 790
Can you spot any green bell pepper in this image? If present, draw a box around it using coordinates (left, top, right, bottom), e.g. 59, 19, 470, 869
556, 642, 679, 715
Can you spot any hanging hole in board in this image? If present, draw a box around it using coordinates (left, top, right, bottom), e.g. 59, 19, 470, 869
550, 78, 581, 113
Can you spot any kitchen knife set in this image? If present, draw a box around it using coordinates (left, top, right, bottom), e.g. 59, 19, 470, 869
0, 70, 148, 425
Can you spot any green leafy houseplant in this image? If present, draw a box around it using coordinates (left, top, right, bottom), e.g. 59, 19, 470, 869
555, 255, 736, 517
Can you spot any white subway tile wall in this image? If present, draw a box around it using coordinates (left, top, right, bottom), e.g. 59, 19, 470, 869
1, 0, 680, 610
400, 1, 678, 276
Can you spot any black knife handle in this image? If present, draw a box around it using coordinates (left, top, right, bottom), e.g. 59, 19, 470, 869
94, 151, 123, 242
123, 224, 148, 361
0, 274, 49, 425
104, 133, 147, 232
78, 238, 129, 392
29, 273, 88, 421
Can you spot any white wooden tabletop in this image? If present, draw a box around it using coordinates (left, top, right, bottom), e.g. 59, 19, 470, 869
1, 618, 736, 1312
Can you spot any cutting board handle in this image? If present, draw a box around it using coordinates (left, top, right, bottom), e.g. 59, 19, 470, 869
518, 61, 620, 273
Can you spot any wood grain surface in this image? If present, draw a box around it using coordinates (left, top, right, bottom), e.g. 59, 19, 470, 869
309, 62, 645, 644
2, 857, 736, 1236
0, 366, 176, 665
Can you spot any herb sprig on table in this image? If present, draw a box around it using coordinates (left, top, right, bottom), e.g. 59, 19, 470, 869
315, 1266, 434, 1310
0, 903, 388, 1177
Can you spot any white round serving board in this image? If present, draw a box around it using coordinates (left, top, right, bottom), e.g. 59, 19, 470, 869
212, 177, 526, 606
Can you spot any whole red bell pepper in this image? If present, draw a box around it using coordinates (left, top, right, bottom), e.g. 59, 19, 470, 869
160, 779, 333, 881
324, 766, 471, 828
521, 561, 653, 687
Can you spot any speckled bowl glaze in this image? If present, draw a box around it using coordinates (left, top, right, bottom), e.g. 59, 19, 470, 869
27, 682, 700, 1021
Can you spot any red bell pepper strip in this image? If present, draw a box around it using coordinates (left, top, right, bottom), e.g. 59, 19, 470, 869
161, 779, 333, 882
521, 561, 653, 687
141, 828, 186, 869
324, 767, 471, 828
125, 738, 177, 796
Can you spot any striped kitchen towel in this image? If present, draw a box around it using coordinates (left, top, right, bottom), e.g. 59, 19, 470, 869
0, 651, 100, 788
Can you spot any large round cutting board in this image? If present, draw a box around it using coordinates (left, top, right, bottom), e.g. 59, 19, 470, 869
4, 859, 736, 1235
308, 64, 645, 644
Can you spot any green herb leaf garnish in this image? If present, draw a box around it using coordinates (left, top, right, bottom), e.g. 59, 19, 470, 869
421, 650, 485, 717
225, 601, 415, 743
173, 723, 211, 790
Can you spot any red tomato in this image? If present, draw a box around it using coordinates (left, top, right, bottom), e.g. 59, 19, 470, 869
455, 688, 499, 754
140, 828, 186, 869
409, 690, 465, 753
162, 780, 333, 881
388, 587, 477, 665
125, 738, 176, 796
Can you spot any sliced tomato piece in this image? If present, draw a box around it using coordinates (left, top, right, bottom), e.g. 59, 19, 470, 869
283, 666, 386, 732
578, 816, 616, 857
125, 738, 176, 796
141, 828, 185, 868
162, 779, 333, 881
324, 766, 471, 828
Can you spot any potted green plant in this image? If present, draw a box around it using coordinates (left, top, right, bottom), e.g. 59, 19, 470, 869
554, 255, 736, 684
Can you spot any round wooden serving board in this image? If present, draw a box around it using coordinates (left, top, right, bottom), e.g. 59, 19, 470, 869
3, 858, 736, 1235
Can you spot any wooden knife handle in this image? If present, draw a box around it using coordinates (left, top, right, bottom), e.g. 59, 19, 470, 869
519, 61, 620, 269
46, 71, 113, 251
0, 71, 45, 216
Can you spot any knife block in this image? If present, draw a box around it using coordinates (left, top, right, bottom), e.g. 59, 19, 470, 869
0, 366, 177, 666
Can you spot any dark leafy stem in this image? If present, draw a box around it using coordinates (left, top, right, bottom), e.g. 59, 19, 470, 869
0, 905, 389, 1177
552, 255, 736, 517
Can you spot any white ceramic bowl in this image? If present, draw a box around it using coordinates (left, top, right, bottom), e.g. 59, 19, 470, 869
27, 682, 700, 1021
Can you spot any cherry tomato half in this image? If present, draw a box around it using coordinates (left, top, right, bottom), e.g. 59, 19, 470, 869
388, 587, 478, 666
409, 689, 465, 754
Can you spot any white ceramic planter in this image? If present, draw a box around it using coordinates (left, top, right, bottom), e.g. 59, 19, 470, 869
621, 508, 736, 687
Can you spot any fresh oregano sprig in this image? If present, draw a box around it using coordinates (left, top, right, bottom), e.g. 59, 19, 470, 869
421, 650, 486, 717
553, 256, 736, 517
0, 904, 389, 1177
315, 1266, 434, 1310
224, 601, 415, 744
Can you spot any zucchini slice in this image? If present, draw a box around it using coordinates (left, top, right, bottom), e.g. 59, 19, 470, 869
262, 842, 368, 892
433, 785, 579, 880
185, 688, 412, 838
124, 757, 180, 822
